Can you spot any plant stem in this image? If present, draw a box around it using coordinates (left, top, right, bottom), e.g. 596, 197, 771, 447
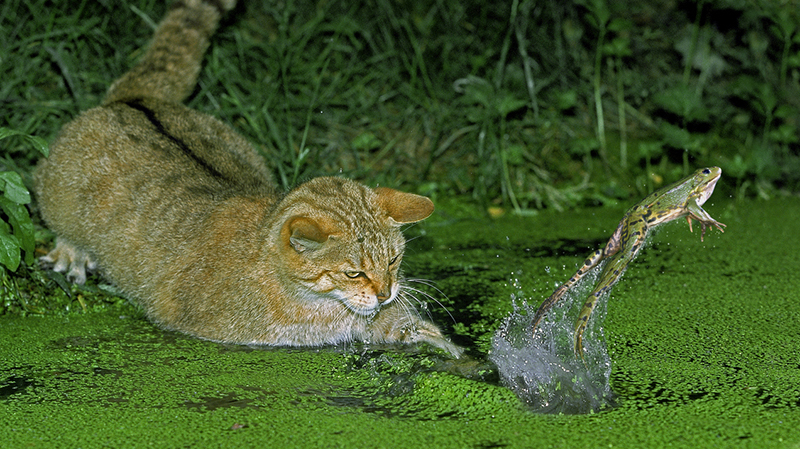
780, 32, 791, 88
494, 0, 519, 89
615, 57, 627, 169
682, 0, 704, 86
499, 118, 522, 213
515, 0, 539, 118
593, 19, 607, 161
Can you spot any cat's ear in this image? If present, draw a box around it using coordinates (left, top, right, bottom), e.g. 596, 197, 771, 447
287, 217, 331, 253
373, 187, 434, 225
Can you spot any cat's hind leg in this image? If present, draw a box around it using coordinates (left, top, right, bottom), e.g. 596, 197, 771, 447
40, 239, 98, 284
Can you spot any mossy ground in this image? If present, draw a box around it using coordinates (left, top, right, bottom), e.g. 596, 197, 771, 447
2, 197, 799, 448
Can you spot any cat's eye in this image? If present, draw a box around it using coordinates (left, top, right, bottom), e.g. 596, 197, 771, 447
344, 271, 365, 279
389, 255, 399, 266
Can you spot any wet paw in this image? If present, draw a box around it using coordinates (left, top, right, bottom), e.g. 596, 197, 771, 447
40, 240, 97, 284
394, 321, 464, 359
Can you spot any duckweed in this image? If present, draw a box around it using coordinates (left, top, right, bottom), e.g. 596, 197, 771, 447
2, 198, 799, 447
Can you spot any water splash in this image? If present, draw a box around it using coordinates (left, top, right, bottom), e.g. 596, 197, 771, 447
489, 268, 614, 414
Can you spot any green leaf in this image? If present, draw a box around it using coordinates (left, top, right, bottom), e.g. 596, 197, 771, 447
576, 0, 610, 27
0, 225, 21, 271
497, 93, 527, 117
723, 154, 749, 179
637, 141, 664, 160
351, 131, 382, 151
0, 196, 35, 266
653, 85, 709, 122
602, 36, 632, 57
554, 89, 578, 111
569, 137, 599, 156
608, 18, 633, 33
768, 123, 800, 144
774, 104, 796, 119
659, 122, 702, 152
771, 8, 797, 40
786, 52, 800, 69
0, 171, 31, 204
0, 127, 50, 157
503, 144, 526, 166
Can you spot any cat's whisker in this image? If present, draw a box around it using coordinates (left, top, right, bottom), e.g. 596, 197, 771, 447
400, 279, 457, 324
397, 288, 437, 322
394, 292, 423, 322
405, 277, 449, 297
331, 304, 358, 339
403, 233, 425, 244
401, 284, 442, 303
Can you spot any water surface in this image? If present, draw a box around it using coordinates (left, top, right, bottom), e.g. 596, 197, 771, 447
2, 197, 799, 447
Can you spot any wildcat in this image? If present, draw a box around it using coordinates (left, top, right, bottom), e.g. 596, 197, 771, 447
34, 0, 462, 357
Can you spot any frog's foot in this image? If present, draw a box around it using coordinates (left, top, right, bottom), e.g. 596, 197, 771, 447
573, 310, 589, 360
687, 217, 727, 241
40, 240, 97, 284
573, 327, 588, 366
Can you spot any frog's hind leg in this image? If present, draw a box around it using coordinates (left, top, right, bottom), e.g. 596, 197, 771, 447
574, 290, 604, 360
532, 223, 626, 335
531, 248, 605, 332
573, 238, 641, 359
40, 239, 98, 285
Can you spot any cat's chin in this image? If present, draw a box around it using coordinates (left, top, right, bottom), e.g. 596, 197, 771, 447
317, 289, 386, 317
342, 301, 380, 317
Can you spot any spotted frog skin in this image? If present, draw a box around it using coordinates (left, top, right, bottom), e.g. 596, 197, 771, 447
531, 167, 726, 359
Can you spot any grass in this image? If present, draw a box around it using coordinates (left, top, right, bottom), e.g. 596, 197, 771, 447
0, 0, 798, 314
3, 0, 800, 202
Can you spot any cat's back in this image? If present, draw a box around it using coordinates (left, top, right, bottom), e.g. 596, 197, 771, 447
36, 96, 275, 244
35, 0, 271, 243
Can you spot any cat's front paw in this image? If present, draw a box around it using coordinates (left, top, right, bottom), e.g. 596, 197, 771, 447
405, 323, 465, 359
371, 315, 464, 358
40, 240, 97, 284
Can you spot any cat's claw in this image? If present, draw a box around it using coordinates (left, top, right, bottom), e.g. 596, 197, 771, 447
434, 339, 465, 359
408, 325, 464, 359
40, 240, 97, 285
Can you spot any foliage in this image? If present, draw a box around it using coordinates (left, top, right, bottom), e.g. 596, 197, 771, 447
3, 0, 800, 211
0, 0, 799, 316
0, 128, 47, 271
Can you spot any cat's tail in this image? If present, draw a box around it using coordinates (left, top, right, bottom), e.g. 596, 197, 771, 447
104, 0, 236, 105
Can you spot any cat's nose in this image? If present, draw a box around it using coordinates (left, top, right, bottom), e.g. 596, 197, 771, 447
376, 283, 392, 303
376, 290, 391, 302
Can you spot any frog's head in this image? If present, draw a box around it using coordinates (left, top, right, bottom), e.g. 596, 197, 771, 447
691, 167, 722, 206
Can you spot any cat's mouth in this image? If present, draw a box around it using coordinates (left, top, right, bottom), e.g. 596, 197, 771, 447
343, 294, 397, 318
336, 285, 399, 317
344, 300, 381, 317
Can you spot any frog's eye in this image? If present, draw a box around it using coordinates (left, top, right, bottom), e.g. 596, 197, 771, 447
702, 168, 711, 174
344, 271, 365, 279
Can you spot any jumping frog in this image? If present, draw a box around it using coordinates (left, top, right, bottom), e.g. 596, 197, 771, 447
530, 167, 726, 360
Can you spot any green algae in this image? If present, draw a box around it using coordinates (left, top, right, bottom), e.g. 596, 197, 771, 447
2, 198, 800, 447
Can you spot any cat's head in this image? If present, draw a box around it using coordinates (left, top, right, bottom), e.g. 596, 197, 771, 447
272, 177, 433, 316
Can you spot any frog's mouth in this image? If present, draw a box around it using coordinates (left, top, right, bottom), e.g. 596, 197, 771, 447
696, 174, 721, 206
